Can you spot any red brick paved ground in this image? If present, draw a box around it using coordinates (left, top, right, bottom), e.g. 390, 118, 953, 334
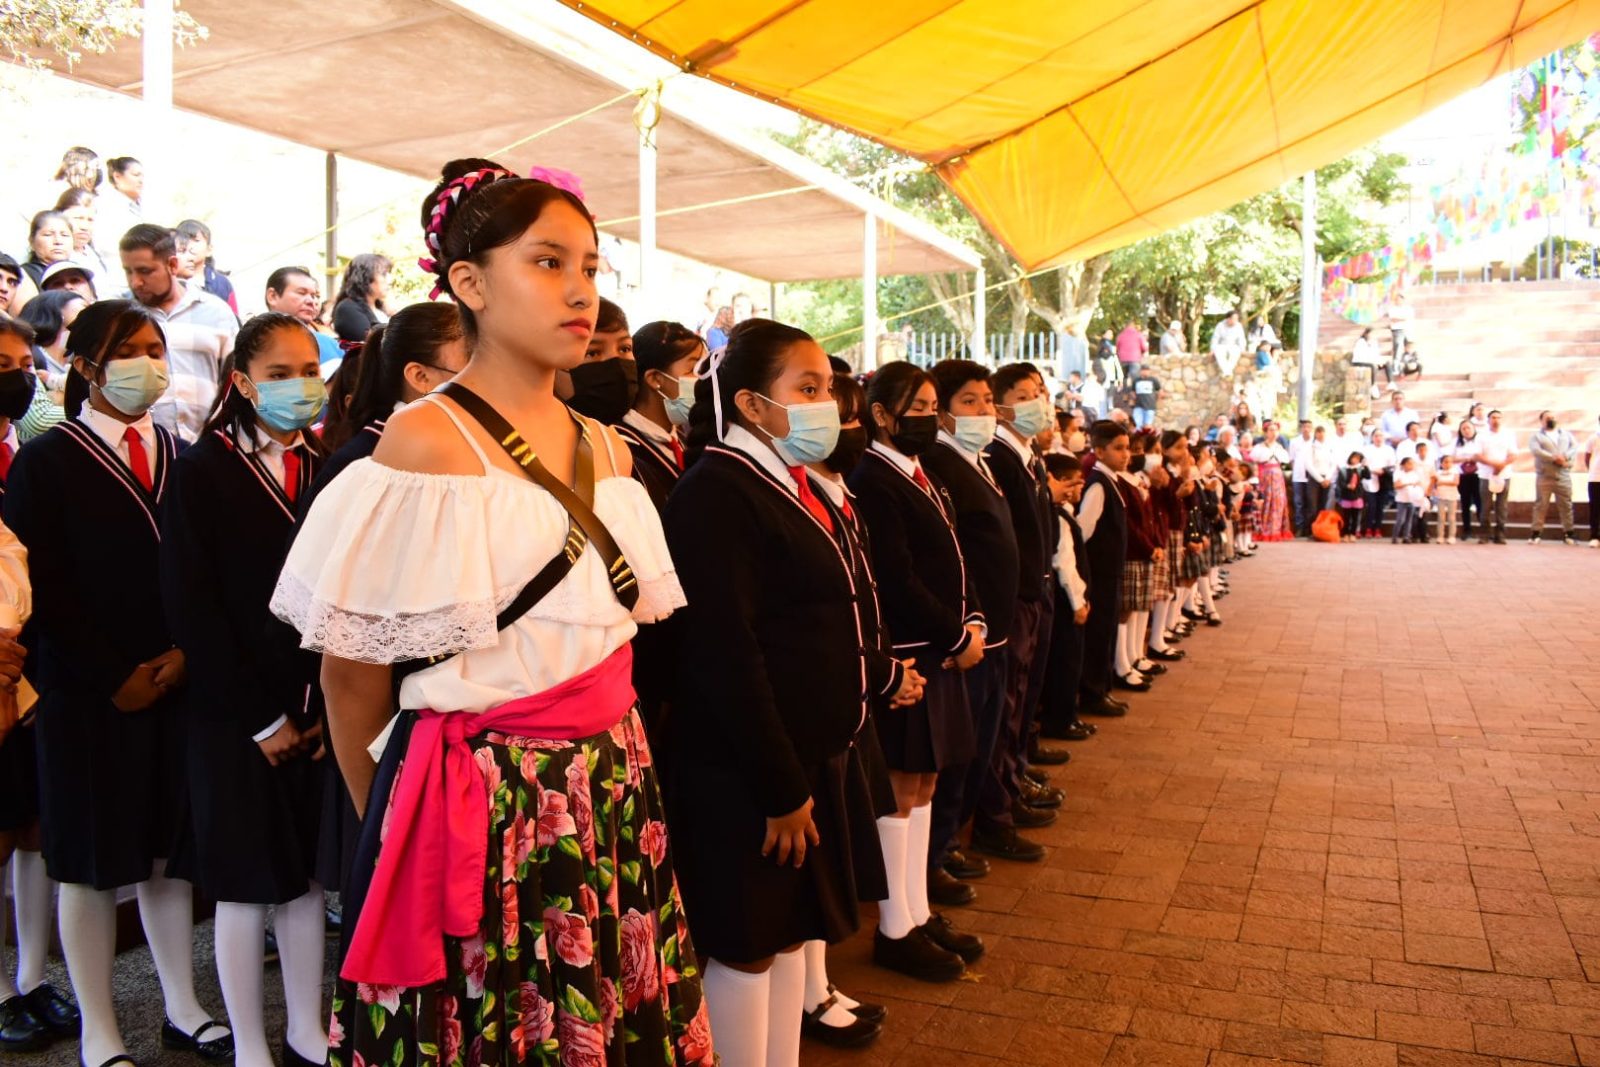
808, 541, 1600, 1067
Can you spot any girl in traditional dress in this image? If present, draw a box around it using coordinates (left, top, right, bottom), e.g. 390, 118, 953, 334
6, 300, 229, 1067
272, 159, 709, 1067
161, 313, 330, 1067
1248, 420, 1292, 541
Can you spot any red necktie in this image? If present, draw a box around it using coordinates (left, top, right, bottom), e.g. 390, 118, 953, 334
669, 435, 685, 472
0, 442, 13, 482
123, 427, 153, 492
912, 464, 932, 493
282, 447, 300, 504
788, 466, 834, 534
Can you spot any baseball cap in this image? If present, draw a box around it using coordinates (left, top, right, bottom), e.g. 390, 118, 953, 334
39, 259, 96, 290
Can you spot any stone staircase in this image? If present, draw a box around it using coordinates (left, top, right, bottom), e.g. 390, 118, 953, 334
1319, 281, 1600, 525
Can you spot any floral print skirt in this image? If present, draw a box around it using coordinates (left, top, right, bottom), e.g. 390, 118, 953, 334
329, 707, 712, 1067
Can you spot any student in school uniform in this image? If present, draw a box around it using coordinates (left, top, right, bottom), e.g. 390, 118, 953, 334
273, 159, 706, 1067
664, 318, 900, 1067
1077, 421, 1134, 719
981, 363, 1061, 847
0, 317, 81, 1055
617, 320, 703, 513
559, 297, 637, 424
798, 370, 902, 1048
5, 300, 229, 1067
921, 360, 1039, 872
160, 313, 332, 1067
846, 360, 986, 983
1038, 453, 1092, 745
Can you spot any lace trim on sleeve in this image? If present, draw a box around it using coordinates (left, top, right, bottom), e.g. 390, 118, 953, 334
269, 571, 501, 664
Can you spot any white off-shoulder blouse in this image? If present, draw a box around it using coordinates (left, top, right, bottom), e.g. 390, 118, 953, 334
270, 439, 685, 720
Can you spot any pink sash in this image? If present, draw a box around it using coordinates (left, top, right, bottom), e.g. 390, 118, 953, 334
341, 645, 637, 987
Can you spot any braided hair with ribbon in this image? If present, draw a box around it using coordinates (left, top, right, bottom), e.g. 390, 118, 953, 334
417, 157, 594, 334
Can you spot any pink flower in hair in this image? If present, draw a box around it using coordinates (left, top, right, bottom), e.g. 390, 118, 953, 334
526, 165, 586, 203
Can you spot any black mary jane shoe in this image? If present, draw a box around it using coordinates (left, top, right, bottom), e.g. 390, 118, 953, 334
828, 985, 886, 1026
0, 996, 48, 1053
1135, 660, 1168, 676
161, 1020, 234, 1062
82, 1057, 138, 1067
1202, 613, 1224, 627
1114, 673, 1152, 693
921, 914, 985, 964
283, 1039, 326, 1067
800, 995, 881, 1048
23, 982, 81, 1038
1147, 647, 1186, 662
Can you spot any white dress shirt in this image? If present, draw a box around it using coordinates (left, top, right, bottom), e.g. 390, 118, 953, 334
1379, 406, 1420, 442
1053, 507, 1088, 611
1288, 435, 1315, 481
936, 428, 998, 485
78, 405, 157, 464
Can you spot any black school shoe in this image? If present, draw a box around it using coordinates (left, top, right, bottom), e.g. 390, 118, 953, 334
22, 983, 79, 1038
873, 927, 965, 983
1042, 719, 1094, 741
1114, 673, 1152, 692
970, 824, 1046, 862
943, 849, 990, 880
0, 996, 48, 1052
1147, 647, 1186, 662
1012, 801, 1057, 828
283, 1039, 326, 1067
929, 867, 977, 907
1021, 779, 1065, 808
921, 914, 985, 964
1021, 765, 1052, 786
829, 985, 886, 1025
800, 995, 882, 1048
1080, 696, 1127, 718
1028, 741, 1071, 766
1135, 660, 1168, 676
160, 1020, 234, 1062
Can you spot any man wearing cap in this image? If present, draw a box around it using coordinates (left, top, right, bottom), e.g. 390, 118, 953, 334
38, 261, 97, 302
1159, 320, 1185, 355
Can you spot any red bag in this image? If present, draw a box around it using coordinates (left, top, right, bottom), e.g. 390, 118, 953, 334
1312, 509, 1343, 543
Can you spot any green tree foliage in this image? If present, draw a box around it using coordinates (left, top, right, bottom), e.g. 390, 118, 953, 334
2, 0, 204, 71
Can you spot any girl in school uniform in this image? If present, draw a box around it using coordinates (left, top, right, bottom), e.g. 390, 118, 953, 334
663, 319, 893, 1067
5, 300, 228, 1067
0, 316, 80, 1055
617, 320, 703, 513
273, 159, 707, 1067
160, 312, 331, 1067
845, 360, 986, 983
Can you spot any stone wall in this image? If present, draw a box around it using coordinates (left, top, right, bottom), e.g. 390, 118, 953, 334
1140, 349, 1372, 429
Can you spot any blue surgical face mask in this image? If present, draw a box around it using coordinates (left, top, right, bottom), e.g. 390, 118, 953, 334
1006, 396, 1052, 438
950, 414, 997, 453
756, 393, 840, 466
94, 356, 169, 417
249, 376, 328, 433
659, 375, 697, 427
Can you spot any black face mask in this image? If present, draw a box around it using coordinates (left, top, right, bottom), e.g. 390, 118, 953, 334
566, 359, 638, 424
824, 426, 869, 476
0, 368, 35, 421
889, 413, 938, 457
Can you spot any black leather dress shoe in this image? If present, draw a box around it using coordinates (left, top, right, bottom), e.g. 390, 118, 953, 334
943, 849, 989, 880
1054, 719, 1095, 740
1146, 647, 1186, 662
970, 824, 1046, 862
161, 1020, 234, 1062
1012, 801, 1057, 828
873, 928, 965, 982
1114, 673, 1152, 692
1021, 780, 1065, 808
23, 983, 80, 1038
1022, 765, 1052, 786
1080, 696, 1128, 718
929, 867, 977, 907
921, 914, 985, 963
1028, 742, 1070, 765
800, 997, 882, 1048
0, 996, 48, 1052
1203, 613, 1223, 627
828, 985, 886, 1025
1135, 660, 1168, 676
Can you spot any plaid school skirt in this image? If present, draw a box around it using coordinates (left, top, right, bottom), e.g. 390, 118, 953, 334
1121, 557, 1153, 612
1173, 530, 1203, 582
1149, 538, 1174, 603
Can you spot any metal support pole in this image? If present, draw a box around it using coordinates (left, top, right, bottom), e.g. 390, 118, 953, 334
324, 153, 339, 301
142, 0, 173, 110
1297, 171, 1319, 422
862, 211, 879, 370
635, 83, 663, 323
971, 265, 987, 363
768, 281, 778, 321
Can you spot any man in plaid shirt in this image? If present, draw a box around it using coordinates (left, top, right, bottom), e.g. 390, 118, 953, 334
118, 224, 237, 444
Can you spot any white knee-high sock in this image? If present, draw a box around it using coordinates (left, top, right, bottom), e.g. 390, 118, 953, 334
1131, 611, 1151, 665
765, 948, 804, 1067
0, 860, 16, 1003
214, 903, 271, 1067
58, 883, 124, 1066
906, 804, 933, 927
799, 939, 852, 1025
874, 816, 914, 938
1114, 622, 1133, 676
1148, 601, 1171, 651
276, 884, 328, 1061
704, 960, 769, 1067
13, 849, 53, 994
135, 870, 214, 1035
1197, 577, 1215, 615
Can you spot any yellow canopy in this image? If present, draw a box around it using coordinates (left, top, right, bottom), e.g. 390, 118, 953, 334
559, 0, 1600, 268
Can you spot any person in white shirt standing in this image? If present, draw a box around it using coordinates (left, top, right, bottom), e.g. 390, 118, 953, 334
1584, 415, 1600, 547
118, 225, 237, 445
1361, 430, 1397, 538
1528, 410, 1579, 544
1378, 390, 1419, 444
1159, 321, 1185, 356
1309, 425, 1338, 512
1475, 409, 1517, 544
1287, 420, 1318, 537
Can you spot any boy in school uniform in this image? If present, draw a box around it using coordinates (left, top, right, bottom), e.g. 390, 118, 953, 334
1076, 421, 1133, 718
1038, 454, 1094, 743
